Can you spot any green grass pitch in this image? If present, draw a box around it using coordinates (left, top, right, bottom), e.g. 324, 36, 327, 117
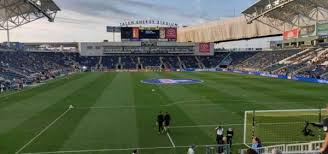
1, 72, 328, 154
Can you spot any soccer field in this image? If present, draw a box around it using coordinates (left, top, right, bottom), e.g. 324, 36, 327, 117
1, 72, 328, 154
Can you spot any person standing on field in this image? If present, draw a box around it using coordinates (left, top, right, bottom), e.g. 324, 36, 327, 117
227, 128, 234, 148
157, 111, 164, 134
215, 126, 224, 144
215, 126, 224, 153
164, 112, 171, 132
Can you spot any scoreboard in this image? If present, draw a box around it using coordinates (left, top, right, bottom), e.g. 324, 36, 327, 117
119, 27, 177, 41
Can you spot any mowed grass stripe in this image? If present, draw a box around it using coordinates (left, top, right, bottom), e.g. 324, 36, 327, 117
2, 73, 116, 154
177, 72, 324, 109
0, 73, 97, 137
0, 73, 99, 153
59, 73, 140, 151
199, 71, 328, 102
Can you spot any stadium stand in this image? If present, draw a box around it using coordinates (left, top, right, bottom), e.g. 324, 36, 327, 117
179, 56, 199, 69
101, 56, 119, 69
162, 56, 181, 69
139, 56, 162, 68
0, 47, 327, 93
235, 50, 300, 71
198, 52, 230, 68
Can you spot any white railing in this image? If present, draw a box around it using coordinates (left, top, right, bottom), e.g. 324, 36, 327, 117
240, 141, 323, 154
286, 140, 323, 152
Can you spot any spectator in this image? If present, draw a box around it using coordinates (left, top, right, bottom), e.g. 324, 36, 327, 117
227, 128, 234, 148
215, 126, 224, 145
187, 145, 195, 154
251, 137, 262, 153
215, 126, 224, 154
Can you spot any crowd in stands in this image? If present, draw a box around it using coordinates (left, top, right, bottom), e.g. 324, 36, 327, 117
139, 56, 161, 68
236, 49, 299, 71
180, 56, 199, 69
162, 56, 180, 69
0, 51, 78, 92
121, 56, 137, 69
229, 48, 328, 80
101, 56, 119, 69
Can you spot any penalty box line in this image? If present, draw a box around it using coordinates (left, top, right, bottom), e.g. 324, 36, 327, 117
166, 132, 176, 148
16, 105, 74, 154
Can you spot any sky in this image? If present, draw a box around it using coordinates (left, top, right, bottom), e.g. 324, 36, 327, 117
0, 0, 254, 42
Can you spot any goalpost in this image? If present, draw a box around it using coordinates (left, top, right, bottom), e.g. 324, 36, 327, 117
243, 108, 326, 146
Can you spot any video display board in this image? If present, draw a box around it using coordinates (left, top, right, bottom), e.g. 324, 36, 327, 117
119, 27, 177, 41
121, 27, 133, 39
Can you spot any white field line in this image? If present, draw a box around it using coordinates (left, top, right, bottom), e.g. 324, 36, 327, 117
20, 141, 311, 154
161, 99, 210, 107
74, 99, 309, 110
16, 106, 73, 154
166, 132, 176, 148
171, 122, 305, 129
19, 144, 242, 154
74, 99, 239, 110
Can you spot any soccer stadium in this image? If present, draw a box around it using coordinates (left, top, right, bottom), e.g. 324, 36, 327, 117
1, 0, 328, 154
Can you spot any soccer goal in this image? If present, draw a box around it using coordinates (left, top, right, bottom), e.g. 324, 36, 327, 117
243, 109, 326, 146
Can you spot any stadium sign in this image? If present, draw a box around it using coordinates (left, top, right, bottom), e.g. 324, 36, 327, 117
317, 23, 328, 36
120, 20, 178, 27
300, 25, 316, 37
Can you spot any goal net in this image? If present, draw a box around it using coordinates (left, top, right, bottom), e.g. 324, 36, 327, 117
243, 109, 326, 146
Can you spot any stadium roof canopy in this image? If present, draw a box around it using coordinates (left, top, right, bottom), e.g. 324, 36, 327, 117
0, 0, 60, 30
242, 0, 328, 31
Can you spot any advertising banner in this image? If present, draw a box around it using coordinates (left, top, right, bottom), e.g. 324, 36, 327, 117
165, 27, 177, 40
199, 43, 211, 53
300, 25, 316, 37
132, 27, 140, 39
107, 26, 121, 33
283, 28, 300, 40
160, 28, 166, 39
317, 23, 328, 36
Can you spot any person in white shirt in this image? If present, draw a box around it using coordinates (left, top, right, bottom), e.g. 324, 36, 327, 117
215, 126, 224, 144
215, 126, 225, 153
187, 145, 195, 154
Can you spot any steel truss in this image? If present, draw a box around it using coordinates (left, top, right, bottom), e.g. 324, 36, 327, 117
0, 0, 60, 30
242, 0, 328, 32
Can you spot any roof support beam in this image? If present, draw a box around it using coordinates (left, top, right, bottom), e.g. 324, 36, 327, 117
25, 0, 54, 22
